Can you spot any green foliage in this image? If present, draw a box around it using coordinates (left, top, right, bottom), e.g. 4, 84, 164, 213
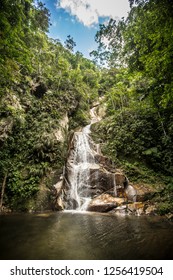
157, 202, 172, 216
69, 108, 90, 130
154, 179, 173, 216
0, 0, 100, 211
2, 0, 173, 214
64, 35, 76, 52
92, 98, 173, 176
90, 0, 173, 210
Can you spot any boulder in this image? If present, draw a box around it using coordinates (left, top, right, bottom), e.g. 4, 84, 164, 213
125, 185, 137, 202
65, 162, 116, 198
145, 204, 157, 215
112, 205, 128, 215
127, 202, 145, 215
115, 171, 128, 187
87, 194, 125, 212
89, 168, 115, 195
55, 196, 64, 211
111, 202, 145, 215
116, 184, 137, 202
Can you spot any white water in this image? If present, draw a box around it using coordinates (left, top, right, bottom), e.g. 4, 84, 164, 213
67, 107, 100, 210
65, 105, 138, 211
67, 125, 97, 210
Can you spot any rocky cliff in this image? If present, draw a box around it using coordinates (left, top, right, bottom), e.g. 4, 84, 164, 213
53, 104, 160, 216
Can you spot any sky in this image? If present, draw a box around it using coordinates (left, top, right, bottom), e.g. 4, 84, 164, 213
44, 0, 130, 58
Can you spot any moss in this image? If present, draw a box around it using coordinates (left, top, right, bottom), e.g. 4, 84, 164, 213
156, 202, 173, 215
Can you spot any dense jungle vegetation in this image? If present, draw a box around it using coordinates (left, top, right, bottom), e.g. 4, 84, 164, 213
0, 0, 173, 214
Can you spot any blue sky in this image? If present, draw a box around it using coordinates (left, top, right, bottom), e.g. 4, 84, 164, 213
44, 0, 130, 58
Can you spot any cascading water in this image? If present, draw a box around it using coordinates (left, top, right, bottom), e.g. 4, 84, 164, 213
67, 127, 93, 210
63, 103, 136, 212
65, 107, 100, 211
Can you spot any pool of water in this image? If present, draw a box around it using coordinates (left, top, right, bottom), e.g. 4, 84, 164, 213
0, 211, 173, 260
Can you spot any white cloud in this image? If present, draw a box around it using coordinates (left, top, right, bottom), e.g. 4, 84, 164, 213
56, 0, 130, 27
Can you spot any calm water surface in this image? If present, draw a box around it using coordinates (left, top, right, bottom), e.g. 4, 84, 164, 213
0, 211, 173, 260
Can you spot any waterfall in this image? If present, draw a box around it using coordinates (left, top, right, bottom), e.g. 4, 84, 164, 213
65, 107, 100, 211
50, 94, 142, 215
66, 125, 99, 210
60, 103, 137, 213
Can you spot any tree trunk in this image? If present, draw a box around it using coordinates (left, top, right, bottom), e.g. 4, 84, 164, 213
0, 173, 7, 212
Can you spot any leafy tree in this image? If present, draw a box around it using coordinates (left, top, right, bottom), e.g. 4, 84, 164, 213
32, 1, 51, 32
0, 0, 100, 210
91, 0, 173, 186
64, 35, 76, 52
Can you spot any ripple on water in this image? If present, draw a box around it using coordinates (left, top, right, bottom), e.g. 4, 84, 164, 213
0, 212, 173, 259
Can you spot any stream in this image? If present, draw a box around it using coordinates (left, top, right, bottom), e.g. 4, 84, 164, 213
0, 212, 173, 260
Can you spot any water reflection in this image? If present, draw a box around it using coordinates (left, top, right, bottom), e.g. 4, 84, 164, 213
0, 212, 173, 260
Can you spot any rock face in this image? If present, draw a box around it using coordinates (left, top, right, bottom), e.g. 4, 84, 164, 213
132, 184, 158, 201
89, 167, 115, 195
53, 180, 64, 210
0, 92, 24, 143
54, 104, 160, 215
60, 119, 123, 210
60, 118, 136, 211
54, 113, 69, 142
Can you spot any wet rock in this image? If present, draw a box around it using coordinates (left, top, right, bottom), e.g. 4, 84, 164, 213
111, 202, 145, 216
87, 194, 125, 212
94, 154, 113, 168
115, 172, 128, 187
65, 159, 117, 199
145, 204, 157, 215
61, 104, 161, 214
89, 168, 115, 195
116, 184, 137, 202
65, 198, 79, 210
125, 185, 137, 202
56, 196, 64, 210
112, 205, 128, 215
127, 202, 145, 215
